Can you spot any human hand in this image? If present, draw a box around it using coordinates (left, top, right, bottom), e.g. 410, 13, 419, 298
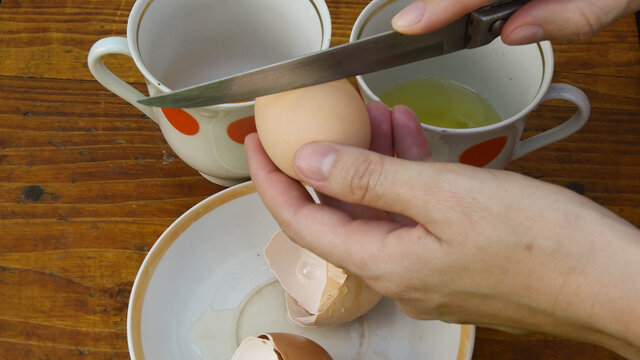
391, 0, 640, 44
246, 101, 431, 228
246, 102, 640, 359
302, 101, 432, 224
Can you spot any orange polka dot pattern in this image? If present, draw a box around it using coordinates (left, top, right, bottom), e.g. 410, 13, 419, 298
162, 108, 200, 136
459, 136, 507, 167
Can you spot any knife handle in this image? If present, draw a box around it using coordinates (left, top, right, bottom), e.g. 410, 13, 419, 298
466, 0, 531, 48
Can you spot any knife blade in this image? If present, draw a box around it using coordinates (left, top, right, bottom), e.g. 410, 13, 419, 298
139, 0, 528, 108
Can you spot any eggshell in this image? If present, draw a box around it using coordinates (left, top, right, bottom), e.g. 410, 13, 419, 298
231, 336, 279, 360
255, 79, 371, 180
265, 230, 382, 327
231, 333, 332, 360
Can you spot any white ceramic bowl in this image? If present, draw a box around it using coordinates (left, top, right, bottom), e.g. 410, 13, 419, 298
127, 181, 475, 359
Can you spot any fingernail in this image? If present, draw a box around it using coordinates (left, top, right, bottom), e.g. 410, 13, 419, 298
294, 143, 336, 181
392, 1, 425, 30
507, 25, 545, 45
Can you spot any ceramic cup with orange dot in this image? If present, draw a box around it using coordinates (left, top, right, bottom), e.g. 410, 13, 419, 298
88, 0, 332, 186
351, 0, 591, 169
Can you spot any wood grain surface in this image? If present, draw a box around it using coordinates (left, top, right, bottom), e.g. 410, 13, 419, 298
0, 0, 638, 359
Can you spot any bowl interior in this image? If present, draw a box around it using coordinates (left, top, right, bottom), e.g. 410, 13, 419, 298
353, 0, 545, 120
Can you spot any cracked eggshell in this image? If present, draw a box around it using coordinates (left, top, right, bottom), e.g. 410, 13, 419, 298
265, 230, 382, 327
254, 79, 371, 180
231, 333, 332, 360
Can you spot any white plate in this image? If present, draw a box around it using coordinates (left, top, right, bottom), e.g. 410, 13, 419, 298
128, 181, 475, 360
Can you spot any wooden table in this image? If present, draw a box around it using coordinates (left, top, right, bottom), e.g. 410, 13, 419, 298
0, 0, 638, 359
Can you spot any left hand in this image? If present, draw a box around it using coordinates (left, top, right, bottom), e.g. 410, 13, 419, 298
245, 101, 640, 359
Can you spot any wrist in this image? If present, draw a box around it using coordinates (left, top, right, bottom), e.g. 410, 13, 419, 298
562, 226, 640, 358
602, 240, 640, 358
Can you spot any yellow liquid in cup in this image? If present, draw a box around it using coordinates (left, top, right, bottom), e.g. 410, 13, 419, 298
379, 78, 502, 129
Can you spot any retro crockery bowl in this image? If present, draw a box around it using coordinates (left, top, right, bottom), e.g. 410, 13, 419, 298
351, 0, 590, 169
88, 0, 332, 186
127, 181, 475, 359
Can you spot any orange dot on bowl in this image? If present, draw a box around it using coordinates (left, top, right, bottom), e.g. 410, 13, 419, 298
459, 136, 508, 167
227, 116, 256, 144
162, 108, 200, 136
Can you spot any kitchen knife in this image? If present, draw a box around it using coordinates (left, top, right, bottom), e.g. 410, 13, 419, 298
139, 0, 528, 108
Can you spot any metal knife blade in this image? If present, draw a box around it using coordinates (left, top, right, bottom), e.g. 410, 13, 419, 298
139, 0, 528, 108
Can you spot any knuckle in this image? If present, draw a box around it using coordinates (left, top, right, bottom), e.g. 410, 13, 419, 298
574, 5, 607, 41
346, 154, 385, 204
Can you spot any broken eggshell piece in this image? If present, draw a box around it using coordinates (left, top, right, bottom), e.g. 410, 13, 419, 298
265, 230, 382, 326
231, 333, 332, 360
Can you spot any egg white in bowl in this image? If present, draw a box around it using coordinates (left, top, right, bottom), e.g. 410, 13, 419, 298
127, 181, 475, 360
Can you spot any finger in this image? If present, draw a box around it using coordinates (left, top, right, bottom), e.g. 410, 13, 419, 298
301, 99, 394, 220
247, 133, 400, 269
245, 133, 315, 220
392, 0, 491, 35
292, 140, 500, 231
315, 191, 390, 221
275, 100, 394, 222
367, 101, 393, 156
314, 101, 392, 219
391, 105, 432, 162
293, 141, 467, 224
501, 0, 622, 44
313, 102, 396, 223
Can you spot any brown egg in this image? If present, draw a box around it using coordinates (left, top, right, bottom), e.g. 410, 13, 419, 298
231, 333, 332, 360
255, 79, 371, 180
265, 230, 382, 327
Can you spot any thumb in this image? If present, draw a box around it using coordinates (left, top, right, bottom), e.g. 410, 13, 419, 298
501, 0, 629, 44
392, 0, 491, 35
293, 142, 459, 221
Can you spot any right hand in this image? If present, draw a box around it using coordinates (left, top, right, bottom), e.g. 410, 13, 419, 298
391, 0, 640, 44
